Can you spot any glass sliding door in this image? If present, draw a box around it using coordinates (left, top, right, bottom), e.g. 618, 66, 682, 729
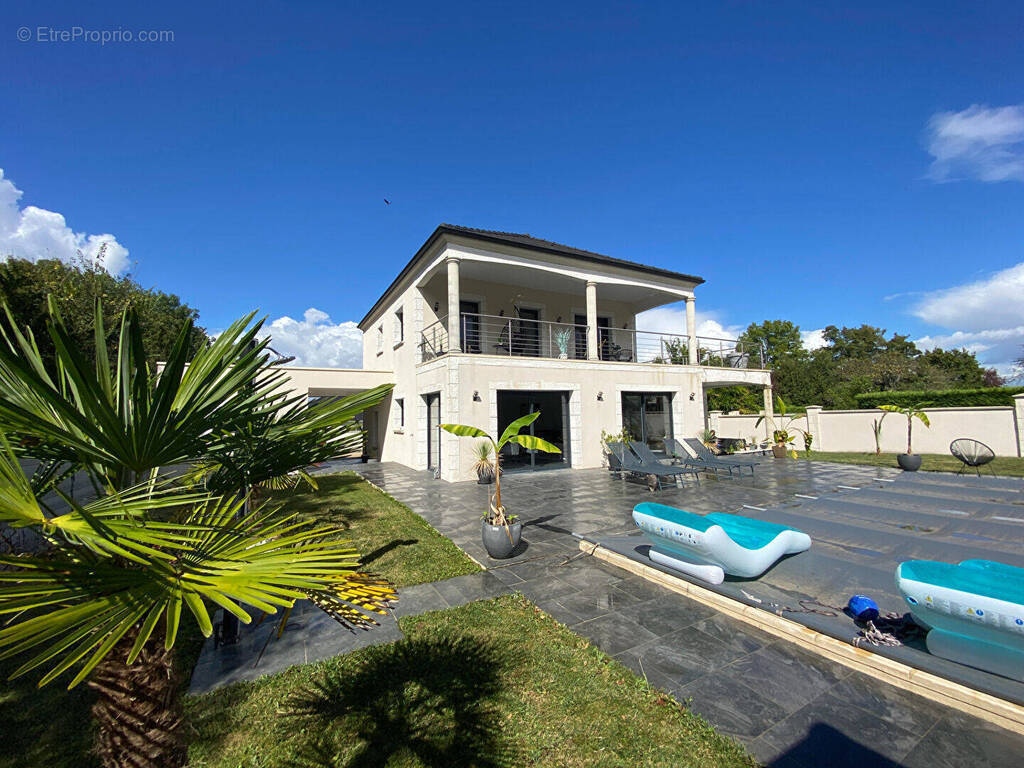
424, 392, 441, 471
621, 392, 674, 453
496, 390, 570, 471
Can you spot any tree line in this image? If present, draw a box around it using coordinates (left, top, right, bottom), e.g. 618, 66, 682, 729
707, 319, 1004, 412
0, 252, 208, 369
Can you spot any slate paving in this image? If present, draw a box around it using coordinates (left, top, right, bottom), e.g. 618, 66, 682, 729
332, 459, 1024, 767
189, 570, 514, 694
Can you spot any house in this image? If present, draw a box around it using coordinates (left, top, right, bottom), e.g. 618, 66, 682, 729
285, 224, 773, 481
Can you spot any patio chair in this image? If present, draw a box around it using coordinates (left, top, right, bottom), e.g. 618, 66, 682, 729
610, 441, 700, 490
680, 437, 758, 473
725, 351, 749, 369
629, 440, 731, 480
950, 439, 996, 477
670, 438, 756, 476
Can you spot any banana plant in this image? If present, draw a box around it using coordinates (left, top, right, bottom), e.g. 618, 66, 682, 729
441, 412, 560, 531
879, 403, 931, 455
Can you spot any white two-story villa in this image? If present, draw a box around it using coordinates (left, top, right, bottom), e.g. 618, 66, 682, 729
280, 224, 773, 482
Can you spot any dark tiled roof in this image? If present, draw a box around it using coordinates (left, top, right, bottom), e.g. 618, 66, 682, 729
438, 224, 705, 285
358, 224, 704, 328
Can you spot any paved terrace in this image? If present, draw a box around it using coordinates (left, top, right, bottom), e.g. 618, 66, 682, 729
344, 459, 1024, 768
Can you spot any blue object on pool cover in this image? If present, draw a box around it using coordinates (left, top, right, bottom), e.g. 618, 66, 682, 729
632, 503, 812, 581
897, 559, 1024, 682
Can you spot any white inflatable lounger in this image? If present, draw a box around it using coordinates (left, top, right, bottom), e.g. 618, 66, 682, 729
632, 503, 812, 584
896, 559, 1024, 682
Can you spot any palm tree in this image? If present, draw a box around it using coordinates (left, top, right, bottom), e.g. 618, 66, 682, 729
0, 299, 394, 768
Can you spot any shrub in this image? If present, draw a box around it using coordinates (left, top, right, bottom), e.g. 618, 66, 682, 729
855, 386, 1024, 409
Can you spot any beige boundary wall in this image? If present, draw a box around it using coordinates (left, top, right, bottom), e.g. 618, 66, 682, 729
710, 394, 1024, 457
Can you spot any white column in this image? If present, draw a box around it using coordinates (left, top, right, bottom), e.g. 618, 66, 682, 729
685, 296, 697, 364
1014, 394, 1024, 457
586, 281, 599, 360
446, 257, 461, 352
762, 386, 775, 440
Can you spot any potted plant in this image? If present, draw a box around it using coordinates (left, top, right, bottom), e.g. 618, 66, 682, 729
755, 395, 803, 459
879, 403, 930, 471
472, 440, 495, 484
697, 427, 717, 450
554, 327, 572, 359
442, 412, 561, 558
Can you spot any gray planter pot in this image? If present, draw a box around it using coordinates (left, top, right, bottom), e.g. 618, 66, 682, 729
771, 444, 789, 459
897, 453, 922, 471
476, 469, 495, 485
481, 520, 522, 559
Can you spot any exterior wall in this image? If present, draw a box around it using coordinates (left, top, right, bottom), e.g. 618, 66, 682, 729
454, 276, 641, 336
713, 404, 1024, 457
440, 354, 767, 481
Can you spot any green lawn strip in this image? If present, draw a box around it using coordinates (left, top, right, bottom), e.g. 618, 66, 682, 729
798, 451, 1024, 477
270, 471, 481, 586
186, 594, 754, 768
0, 657, 100, 768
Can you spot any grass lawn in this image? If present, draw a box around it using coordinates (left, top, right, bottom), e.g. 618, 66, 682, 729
0, 473, 478, 768
269, 471, 480, 586
186, 594, 755, 768
800, 451, 1024, 477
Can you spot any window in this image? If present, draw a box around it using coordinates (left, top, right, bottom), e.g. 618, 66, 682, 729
376, 324, 384, 355
622, 392, 673, 453
395, 398, 404, 428
394, 309, 404, 345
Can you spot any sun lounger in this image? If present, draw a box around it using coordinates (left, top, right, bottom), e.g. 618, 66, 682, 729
896, 559, 1024, 682
632, 502, 812, 583
677, 437, 758, 474
607, 442, 700, 490
642, 439, 734, 477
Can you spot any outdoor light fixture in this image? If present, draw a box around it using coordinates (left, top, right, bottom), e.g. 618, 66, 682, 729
473, 391, 481, 401
689, 392, 696, 400
597, 391, 604, 401
433, 302, 439, 312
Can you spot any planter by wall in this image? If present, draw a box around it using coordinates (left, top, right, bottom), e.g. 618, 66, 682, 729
482, 520, 522, 559
771, 445, 789, 459
897, 453, 922, 471
476, 468, 495, 484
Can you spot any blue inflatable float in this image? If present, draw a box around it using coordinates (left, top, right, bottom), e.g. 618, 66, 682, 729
632, 503, 812, 584
896, 559, 1024, 682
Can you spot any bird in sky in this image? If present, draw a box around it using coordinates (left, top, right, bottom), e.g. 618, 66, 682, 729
384, 198, 391, 205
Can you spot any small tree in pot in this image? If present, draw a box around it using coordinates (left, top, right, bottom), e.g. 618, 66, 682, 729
442, 412, 560, 558
879, 403, 931, 471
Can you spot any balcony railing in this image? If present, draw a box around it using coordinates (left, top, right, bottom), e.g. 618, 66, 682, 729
420, 313, 765, 368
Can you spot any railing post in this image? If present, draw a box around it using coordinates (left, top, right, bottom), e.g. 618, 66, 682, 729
507, 319, 512, 357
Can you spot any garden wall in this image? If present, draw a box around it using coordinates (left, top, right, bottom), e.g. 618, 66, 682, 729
709, 394, 1024, 457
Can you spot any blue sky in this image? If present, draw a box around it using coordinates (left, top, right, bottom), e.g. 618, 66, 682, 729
2, 1, 1023, 372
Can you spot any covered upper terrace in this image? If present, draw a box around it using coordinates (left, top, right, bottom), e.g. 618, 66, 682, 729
359, 225, 765, 369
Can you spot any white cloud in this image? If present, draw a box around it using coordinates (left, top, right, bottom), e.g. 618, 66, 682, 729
800, 328, 827, 351
262, 307, 363, 368
910, 262, 1024, 374
925, 104, 1024, 182
0, 168, 130, 273
913, 262, 1024, 332
636, 305, 744, 340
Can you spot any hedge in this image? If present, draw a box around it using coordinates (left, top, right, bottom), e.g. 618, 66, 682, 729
855, 387, 1024, 409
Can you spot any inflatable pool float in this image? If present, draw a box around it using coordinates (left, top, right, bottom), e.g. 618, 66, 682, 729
896, 559, 1024, 682
631, 503, 812, 584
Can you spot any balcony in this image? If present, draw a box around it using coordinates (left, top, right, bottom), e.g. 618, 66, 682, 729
420, 313, 764, 368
